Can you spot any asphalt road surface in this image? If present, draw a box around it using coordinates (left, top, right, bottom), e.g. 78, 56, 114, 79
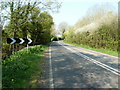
49, 41, 119, 88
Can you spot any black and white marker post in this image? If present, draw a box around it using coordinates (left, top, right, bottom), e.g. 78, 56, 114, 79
27, 36, 28, 52
12, 34, 15, 53
7, 38, 32, 53
7, 38, 32, 44
26, 35, 32, 52
7, 38, 15, 53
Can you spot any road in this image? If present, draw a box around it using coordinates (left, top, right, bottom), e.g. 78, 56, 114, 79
49, 41, 119, 88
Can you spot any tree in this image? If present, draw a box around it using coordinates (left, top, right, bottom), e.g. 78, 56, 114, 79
0, 0, 61, 38
58, 22, 68, 39
1, 0, 61, 58
64, 4, 118, 51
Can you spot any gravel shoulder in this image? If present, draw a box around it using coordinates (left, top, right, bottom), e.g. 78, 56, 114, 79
38, 47, 50, 88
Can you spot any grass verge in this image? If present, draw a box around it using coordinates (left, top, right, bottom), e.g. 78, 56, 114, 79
2, 45, 48, 88
64, 41, 119, 57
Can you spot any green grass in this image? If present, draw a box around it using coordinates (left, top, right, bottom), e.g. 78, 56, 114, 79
2, 45, 48, 88
64, 41, 119, 57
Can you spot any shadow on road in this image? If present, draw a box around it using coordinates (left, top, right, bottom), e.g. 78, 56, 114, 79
50, 41, 118, 88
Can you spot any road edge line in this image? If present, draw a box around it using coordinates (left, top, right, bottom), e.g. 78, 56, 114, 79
49, 45, 54, 88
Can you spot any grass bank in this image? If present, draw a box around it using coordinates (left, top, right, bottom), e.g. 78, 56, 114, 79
64, 41, 119, 57
2, 45, 48, 88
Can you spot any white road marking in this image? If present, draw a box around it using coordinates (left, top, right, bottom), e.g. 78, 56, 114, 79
49, 45, 54, 88
58, 41, 120, 76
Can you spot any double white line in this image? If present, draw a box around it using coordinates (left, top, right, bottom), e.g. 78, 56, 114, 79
58, 42, 120, 76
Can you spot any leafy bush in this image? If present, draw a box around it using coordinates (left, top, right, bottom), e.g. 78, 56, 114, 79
2, 45, 46, 88
64, 8, 118, 52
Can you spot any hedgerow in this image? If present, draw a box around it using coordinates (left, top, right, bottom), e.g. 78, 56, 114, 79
2, 45, 46, 88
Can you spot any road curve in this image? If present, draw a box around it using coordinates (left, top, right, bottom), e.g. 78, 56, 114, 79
49, 41, 119, 88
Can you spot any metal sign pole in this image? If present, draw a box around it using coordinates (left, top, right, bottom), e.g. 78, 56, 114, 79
27, 35, 28, 53
13, 44, 14, 53
12, 32, 14, 53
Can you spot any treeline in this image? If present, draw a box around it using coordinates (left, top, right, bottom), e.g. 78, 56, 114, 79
1, 0, 60, 59
64, 4, 118, 52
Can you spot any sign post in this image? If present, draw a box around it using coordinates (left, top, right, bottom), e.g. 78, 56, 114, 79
27, 35, 28, 53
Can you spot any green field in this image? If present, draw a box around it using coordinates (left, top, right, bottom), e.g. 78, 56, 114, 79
2, 45, 48, 88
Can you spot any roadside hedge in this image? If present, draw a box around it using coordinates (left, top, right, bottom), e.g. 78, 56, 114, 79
2, 45, 46, 88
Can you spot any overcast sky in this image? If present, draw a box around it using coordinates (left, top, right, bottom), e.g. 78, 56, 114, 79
51, 0, 118, 29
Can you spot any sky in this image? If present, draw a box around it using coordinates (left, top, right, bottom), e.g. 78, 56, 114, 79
51, 0, 118, 29
1, 0, 118, 29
